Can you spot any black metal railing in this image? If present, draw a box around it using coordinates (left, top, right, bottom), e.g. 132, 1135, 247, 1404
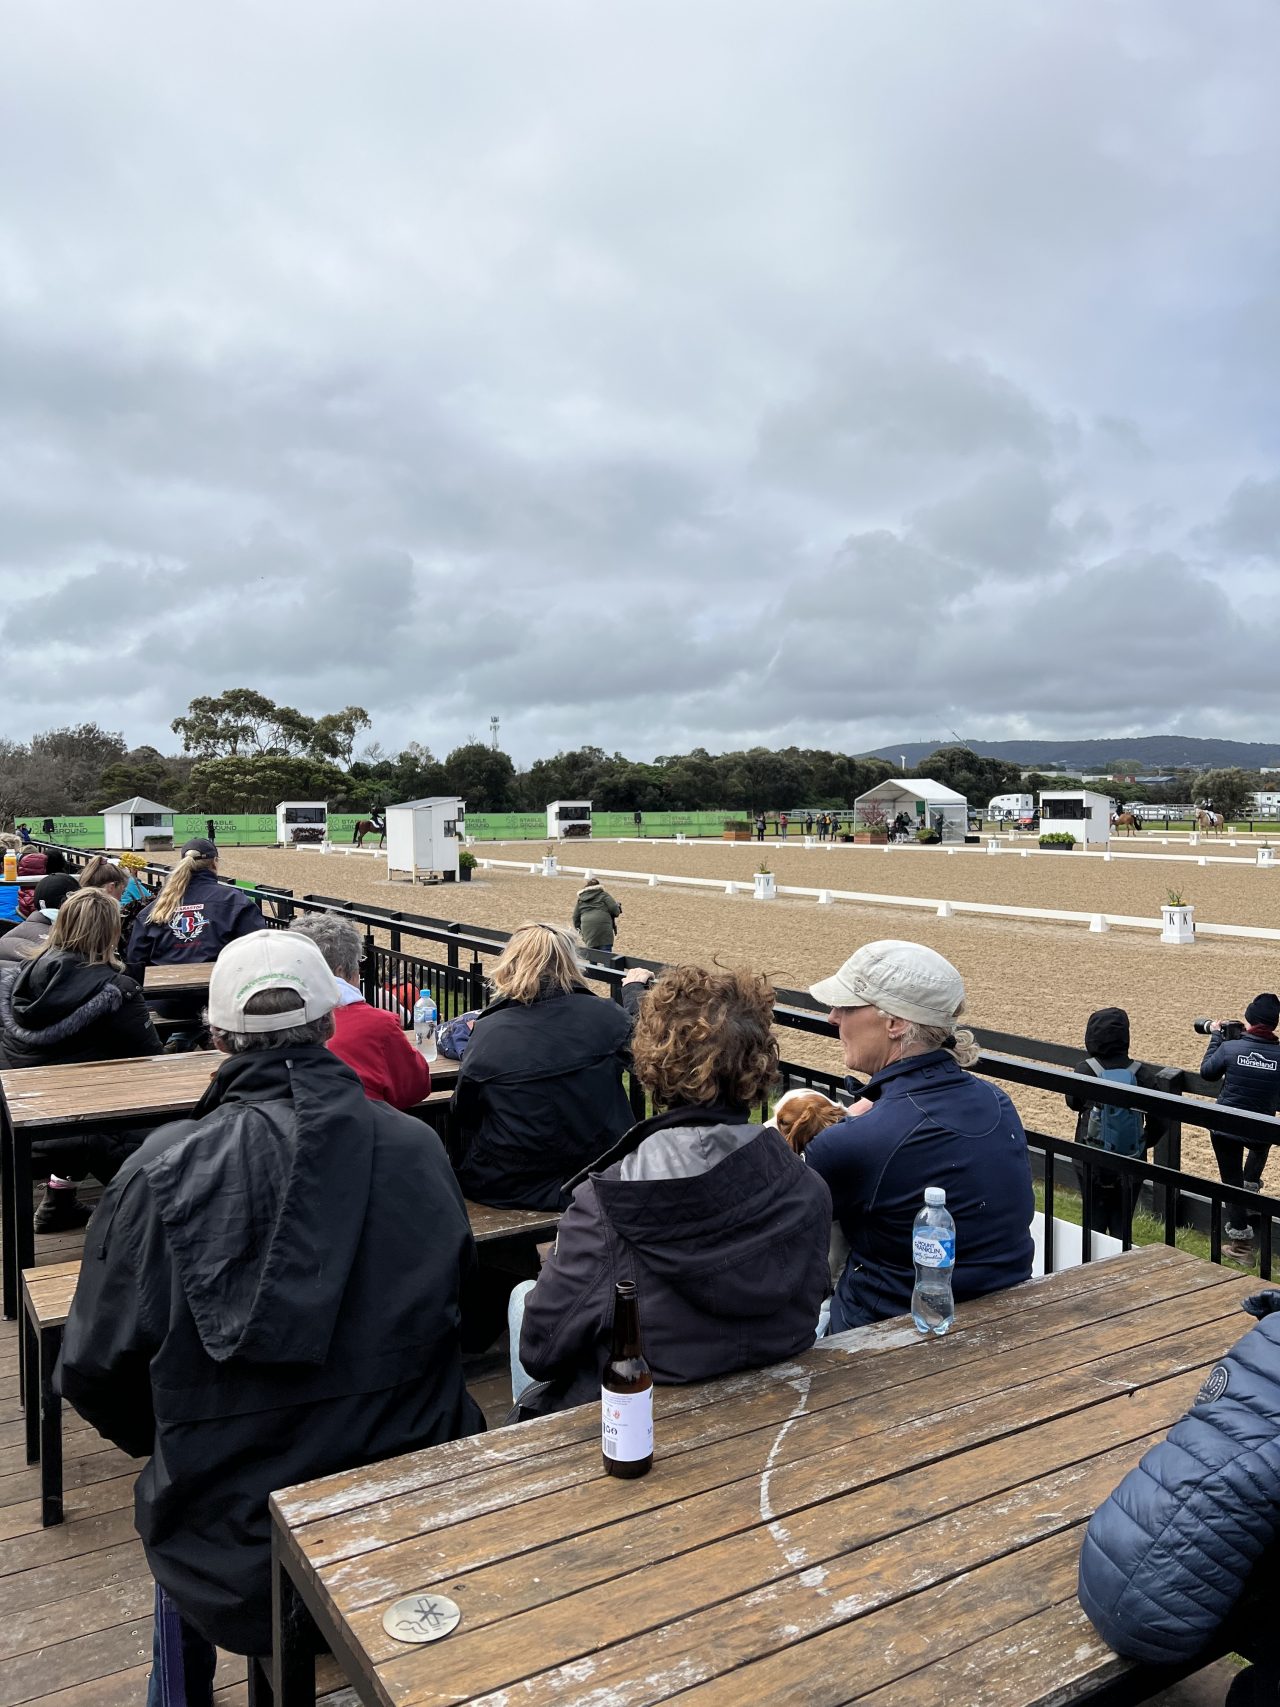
36, 838, 1280, 1277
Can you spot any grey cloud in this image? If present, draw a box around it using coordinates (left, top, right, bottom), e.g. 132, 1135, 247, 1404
1203, 476, 1280, 561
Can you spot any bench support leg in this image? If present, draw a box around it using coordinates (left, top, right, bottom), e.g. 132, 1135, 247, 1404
272, 1538, 318, 1707
39, 1324, 63, 1526
23, 1309, 39, 1464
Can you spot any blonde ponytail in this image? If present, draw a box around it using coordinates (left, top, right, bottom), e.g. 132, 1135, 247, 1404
149, 852, 216, 925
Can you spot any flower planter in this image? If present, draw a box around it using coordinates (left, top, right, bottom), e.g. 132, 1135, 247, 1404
1160, 903, 1196, 945
723, 831, 752, 841
541, 855, 559, 876
459, 863, 473, 883
753, 872, 777, 901
1259, 847, 1276, 868
852, 833, 887, 845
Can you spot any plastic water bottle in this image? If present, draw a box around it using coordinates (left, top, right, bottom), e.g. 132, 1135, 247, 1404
911, 1186, 956, 1336
412, 989, 438, 1062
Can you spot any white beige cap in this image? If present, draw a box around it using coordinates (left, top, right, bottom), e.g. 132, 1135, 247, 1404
809, 940, 965, 1028
207, 932, 341, 1034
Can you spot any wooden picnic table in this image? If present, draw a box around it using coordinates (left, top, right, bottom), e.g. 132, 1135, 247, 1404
269, 1245, 1259, 1707
143, 962, 215, 996
0, 1052, 460, 1318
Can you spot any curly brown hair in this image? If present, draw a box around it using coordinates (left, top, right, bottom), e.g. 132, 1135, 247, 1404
631, 964, 779, 1110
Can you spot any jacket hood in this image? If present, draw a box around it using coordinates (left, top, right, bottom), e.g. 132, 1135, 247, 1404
1, 952, 123, 1044
593, 1121, 808, 1319
576, 885, 609, 902
1085, 1006, 1130, 1061
142, 1046, 374, 1365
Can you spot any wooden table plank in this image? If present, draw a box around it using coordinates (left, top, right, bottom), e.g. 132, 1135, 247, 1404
292, 1257, 1248, 1574
271, 1251, 1259, 1707
272, 1244, 1204, 1531
142, 963, 214, 995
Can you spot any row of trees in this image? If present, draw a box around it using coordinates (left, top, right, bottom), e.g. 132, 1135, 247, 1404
0, 691, 1267, 820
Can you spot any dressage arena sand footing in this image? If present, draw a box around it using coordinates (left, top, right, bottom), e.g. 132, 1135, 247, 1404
165, 843, 1280, 1184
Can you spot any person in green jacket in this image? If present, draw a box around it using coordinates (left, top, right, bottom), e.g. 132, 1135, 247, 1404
572, 877, 622, 950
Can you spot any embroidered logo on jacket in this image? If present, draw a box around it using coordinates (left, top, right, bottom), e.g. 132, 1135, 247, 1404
1238, 1051, 1277, 1072
169, 905, 207, 942
1196, 1363, 1230, 1404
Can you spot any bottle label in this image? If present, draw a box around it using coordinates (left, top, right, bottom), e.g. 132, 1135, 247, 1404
913, 1232, 955, 1268
602, 1386, 653, 1462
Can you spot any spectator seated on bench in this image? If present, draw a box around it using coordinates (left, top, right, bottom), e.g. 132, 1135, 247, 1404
452, 921, 639, 1212
290, 913, 432, 1110
510, 964, 831, 1416
60, 931, 483, 1707
0, 888, 161, 1231
804, 940, 1034, 1331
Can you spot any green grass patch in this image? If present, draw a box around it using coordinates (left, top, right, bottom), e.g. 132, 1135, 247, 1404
1033, 1179, 1260, 1271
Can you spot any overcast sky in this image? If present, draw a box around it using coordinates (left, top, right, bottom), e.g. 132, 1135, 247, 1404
2, 1, 1278, 765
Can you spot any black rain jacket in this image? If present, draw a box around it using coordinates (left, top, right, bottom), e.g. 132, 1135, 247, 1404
453, 986, 636, 1210
59, 1045, 483, 1656
1201, 1027, 1280, 1130
0, 951, 160, 1069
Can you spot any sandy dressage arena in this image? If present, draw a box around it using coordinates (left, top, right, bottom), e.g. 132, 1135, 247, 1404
192, 839, 1280, 1182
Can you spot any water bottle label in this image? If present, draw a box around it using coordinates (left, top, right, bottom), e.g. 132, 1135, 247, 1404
913, 1232, 955, 1268
602, 1387, 653, 1461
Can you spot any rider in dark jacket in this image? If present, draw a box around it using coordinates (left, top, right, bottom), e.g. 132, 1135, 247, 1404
1201, 994, 1280, 1252
60, 934, 483, 1663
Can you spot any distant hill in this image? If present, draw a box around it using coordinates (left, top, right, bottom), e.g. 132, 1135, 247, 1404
858, 737, 1280, 771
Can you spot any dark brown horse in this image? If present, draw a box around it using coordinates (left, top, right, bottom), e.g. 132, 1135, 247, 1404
352, 819, 385, 848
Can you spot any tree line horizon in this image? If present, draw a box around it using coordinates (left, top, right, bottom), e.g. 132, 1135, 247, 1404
0, 689, 1265, 824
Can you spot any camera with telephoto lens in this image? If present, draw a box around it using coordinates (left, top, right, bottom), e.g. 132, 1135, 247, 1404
1193, 1017, 1245, 1040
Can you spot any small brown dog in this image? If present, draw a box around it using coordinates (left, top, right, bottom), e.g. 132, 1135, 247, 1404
772, 1087, 851, 1154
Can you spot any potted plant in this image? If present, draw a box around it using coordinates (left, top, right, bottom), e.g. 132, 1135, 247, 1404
722, 819, 753, 842
540, 845, 559, 877
1039, 831, 1078, 851
753, 862, 777, 900
915, 827, 941, 845
852, 806, 889, 845
1160, 888, 1195, 944
458, 848, 476, 884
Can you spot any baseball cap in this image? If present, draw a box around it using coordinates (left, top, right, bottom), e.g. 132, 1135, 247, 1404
809, 940, 965, 1028
181, 837, 218, 859
207, 933, 340, 1034
34, 874, 79, 911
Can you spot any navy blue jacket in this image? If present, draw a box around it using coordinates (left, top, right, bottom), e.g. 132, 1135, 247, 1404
1078, 1290, 1280, 1664
1201, 1029, 1280, 1126
805, 1050, 1034, 1330
125, 869, 268, 979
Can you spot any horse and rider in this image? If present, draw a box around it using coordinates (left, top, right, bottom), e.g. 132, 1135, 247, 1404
353, 806, 386, 848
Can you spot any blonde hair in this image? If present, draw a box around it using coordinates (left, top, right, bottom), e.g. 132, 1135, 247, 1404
149, 850, 217, 925
490, 922, 589, 1005
881, 1007, 980, 1069
80, 855, 128, 894
33, 888, 122, 968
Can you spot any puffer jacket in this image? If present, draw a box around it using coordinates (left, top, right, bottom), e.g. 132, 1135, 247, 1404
518, 1105, 832, 1414
1078, 1290, 1280, 1664
1201, 1028, 1280, 1123
0, 952, 160, 1069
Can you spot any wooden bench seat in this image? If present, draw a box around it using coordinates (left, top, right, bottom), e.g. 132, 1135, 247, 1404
21, 1258, 81, 1526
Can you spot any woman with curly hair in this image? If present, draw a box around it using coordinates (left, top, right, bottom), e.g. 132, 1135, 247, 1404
511, 963, 832, 1416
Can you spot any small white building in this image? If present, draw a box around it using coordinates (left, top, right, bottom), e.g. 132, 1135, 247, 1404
547, 800, 592, 839
853, 779, 969, 842
386, 796, 465, 882
1252, 793, 1280, 818
276, 802, 329, 846
988, 792, 1034, 821
1039, 789, 1111, 847
101, 796, 177, 852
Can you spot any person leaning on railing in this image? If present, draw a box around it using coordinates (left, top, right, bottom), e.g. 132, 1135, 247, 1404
1200, 993, 1280, 1261
804, 940, 1034, 1332
1063, 1007, 1169, 1245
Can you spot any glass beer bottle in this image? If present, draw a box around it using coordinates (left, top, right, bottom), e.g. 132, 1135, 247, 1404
601, 1280, 653, 1478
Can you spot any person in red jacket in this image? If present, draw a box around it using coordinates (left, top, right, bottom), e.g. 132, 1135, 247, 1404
289, 915, 432, 1109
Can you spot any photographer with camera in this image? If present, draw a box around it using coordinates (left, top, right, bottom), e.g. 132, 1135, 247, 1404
1198, 994, 1280, 1260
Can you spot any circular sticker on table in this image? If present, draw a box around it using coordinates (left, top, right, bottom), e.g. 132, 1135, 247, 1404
382, 1593, 461, 1643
